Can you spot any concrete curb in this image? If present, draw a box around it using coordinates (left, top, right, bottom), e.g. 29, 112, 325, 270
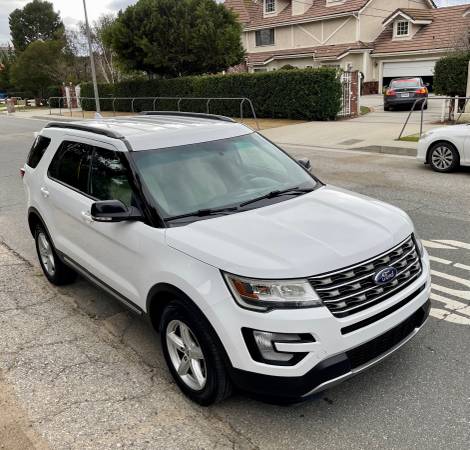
277, 141, 417, 157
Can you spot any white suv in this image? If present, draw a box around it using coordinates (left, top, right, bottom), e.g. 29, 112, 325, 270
23, 113, 431, 405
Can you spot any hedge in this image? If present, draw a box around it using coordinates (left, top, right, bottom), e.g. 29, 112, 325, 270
434, 53, 470, 97
80, 68, 342, 121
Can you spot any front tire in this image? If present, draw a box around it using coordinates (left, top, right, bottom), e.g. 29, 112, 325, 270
160, 299, 232, 405
34, 224, 76, 285
429, 142, 459, 173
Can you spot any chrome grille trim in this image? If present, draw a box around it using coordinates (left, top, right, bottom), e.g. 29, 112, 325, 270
309, 236, 422, 318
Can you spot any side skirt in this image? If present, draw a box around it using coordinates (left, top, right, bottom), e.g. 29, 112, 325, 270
57, 251, 144, 316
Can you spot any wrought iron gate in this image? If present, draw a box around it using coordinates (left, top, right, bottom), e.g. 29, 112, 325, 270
338, 71, 352, 117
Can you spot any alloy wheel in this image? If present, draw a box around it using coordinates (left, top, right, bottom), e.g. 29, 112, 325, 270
166, 319, 207, 391
37, 232, 56, 277
431, 146, 453, 171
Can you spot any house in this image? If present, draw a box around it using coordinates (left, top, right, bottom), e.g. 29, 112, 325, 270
224, 1, 469, 93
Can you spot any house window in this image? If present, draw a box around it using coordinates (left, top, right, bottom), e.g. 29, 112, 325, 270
265, 0, 276, 14
396, 21, 409, 37
255, 28, 275, 46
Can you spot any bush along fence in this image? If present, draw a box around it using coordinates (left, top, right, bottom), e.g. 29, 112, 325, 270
79, 68, 342, 121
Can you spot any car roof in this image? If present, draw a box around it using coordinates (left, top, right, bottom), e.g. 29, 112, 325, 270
44, 113, 253, 151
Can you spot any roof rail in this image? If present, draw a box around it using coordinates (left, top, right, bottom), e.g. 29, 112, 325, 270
139, 111, 236, 123
45, 122, 125, 139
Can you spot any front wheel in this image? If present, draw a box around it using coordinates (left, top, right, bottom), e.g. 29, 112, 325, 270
34, 224, 76, 285
160, 299, 232, 405
429, 142, 459, 173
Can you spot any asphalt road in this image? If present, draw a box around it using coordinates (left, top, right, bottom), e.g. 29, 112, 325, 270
0, 115, 469, 449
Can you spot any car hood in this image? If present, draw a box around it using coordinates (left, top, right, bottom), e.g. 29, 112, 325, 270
165, 186, 413, 279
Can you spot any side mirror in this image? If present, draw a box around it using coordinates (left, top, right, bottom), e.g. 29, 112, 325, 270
91, 200, 143, 223
297, 158, 312, 172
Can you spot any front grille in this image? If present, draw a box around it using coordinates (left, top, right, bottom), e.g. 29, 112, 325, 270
346, 300, 429, 369
309, 236, 422, 318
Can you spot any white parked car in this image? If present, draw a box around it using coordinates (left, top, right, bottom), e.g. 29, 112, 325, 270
22, 113, 431, 405
417, 125, 470, 172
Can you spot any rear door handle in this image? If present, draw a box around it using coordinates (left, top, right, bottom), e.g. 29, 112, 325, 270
81, 211, 93, 223
40, 187, 50, 198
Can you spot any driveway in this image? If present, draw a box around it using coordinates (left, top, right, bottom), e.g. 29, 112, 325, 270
0, 115, 469, 449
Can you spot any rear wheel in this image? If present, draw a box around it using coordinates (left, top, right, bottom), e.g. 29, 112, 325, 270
34, 224, 76, 285
429, 142, 459, 173
160, 299, 232, 405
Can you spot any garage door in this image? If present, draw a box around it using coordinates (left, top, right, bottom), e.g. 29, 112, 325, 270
383, 60, 436, 78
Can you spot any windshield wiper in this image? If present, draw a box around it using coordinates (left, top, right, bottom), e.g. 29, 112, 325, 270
165, 206, 238, 221
240, 187, 313, 207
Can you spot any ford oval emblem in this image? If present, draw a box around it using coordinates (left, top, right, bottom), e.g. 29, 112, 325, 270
374, 266, 398, 285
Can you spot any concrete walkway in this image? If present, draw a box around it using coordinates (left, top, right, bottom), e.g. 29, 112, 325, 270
262, 95, 450, 156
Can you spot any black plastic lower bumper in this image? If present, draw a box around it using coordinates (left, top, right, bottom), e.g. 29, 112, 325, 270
229, 299, 430, 403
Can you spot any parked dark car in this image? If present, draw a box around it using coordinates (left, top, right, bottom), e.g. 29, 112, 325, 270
0, 91, 7, 104
384, 77, 428, 111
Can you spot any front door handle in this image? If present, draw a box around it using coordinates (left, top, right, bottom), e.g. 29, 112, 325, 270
40, 187, 50, 198
81, 211, 93, 223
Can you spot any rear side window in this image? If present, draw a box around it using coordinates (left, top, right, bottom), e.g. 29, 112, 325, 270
48, 141, 92, 194
90, 147, 133, 206
27, 135, 51, 168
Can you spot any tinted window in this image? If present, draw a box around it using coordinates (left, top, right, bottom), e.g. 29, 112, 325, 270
90, 147, 133, 206
390, 78, 422, 89
48, 141, 92, 193
27, 135, 51, 168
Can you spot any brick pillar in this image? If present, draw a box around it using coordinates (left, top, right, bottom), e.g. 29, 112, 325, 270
350, 71, 359, 117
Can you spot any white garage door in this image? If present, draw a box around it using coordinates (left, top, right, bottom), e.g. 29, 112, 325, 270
383, 60, 436, 78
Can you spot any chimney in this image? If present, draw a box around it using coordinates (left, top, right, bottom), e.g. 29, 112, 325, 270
292, 0, 313, 16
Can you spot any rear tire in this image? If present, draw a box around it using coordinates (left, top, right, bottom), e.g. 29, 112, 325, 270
384, 105, 390, 111
34, 224, 76, 285
428, 142, 459, 173
160, 298, 232, 405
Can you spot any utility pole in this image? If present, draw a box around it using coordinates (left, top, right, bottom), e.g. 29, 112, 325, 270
83, 0, 101, 113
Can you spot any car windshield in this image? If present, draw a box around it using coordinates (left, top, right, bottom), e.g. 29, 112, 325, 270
132, 133, 317, 220
390, 79, 421, 89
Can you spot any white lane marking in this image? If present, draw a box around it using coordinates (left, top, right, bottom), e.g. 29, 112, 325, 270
431, 270, 470, 289
432, 284, 470, 301
422, 240, 457, 250
431, 293, 470, 314
433, 240, 470, 250
454, 263, 470, 272
430, 308, 470, 325
429, 255, 452, 265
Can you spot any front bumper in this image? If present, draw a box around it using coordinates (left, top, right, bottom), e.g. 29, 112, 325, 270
229, 297, 430, 402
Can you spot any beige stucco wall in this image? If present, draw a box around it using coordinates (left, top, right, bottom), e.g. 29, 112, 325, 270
245, 16, 358, 53
359, 0, 430, 43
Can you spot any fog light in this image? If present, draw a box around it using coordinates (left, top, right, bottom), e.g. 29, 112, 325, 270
242, 329, 314, 366
253, 331, 300, 363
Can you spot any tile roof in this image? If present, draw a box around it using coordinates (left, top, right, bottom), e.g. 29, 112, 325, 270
246, 41, 373, 65
224, 0, 370, 28
383, 8, 434, 24
374, 5, 470, 55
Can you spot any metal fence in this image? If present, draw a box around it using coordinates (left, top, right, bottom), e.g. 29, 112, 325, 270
47, 96, 260, 129
398, 96, 470, 139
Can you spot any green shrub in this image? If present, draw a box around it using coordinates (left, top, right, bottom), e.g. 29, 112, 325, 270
434, 53, 470, 97
80, 68, 342, 120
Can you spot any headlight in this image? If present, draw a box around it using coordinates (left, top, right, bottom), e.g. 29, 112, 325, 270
223, 273, 322, 312
420, 131, 434, 140
413, 231, 424, 258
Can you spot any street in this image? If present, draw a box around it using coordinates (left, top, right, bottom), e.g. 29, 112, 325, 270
0, 115, 469, 449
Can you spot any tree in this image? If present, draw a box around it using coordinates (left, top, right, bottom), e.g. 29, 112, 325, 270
0, 46, 15, 90
10, 40, 63, 99
9, 0, 64, 52
104, 0, 244, 77
434, 52, 470, 97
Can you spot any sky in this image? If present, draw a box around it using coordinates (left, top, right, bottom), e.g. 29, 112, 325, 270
0, 0, 469, 45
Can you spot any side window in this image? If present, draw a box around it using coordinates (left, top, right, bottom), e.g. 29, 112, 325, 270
90, 147, 133, 206
48, 141, 92, 194
27, 135, 51, 168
